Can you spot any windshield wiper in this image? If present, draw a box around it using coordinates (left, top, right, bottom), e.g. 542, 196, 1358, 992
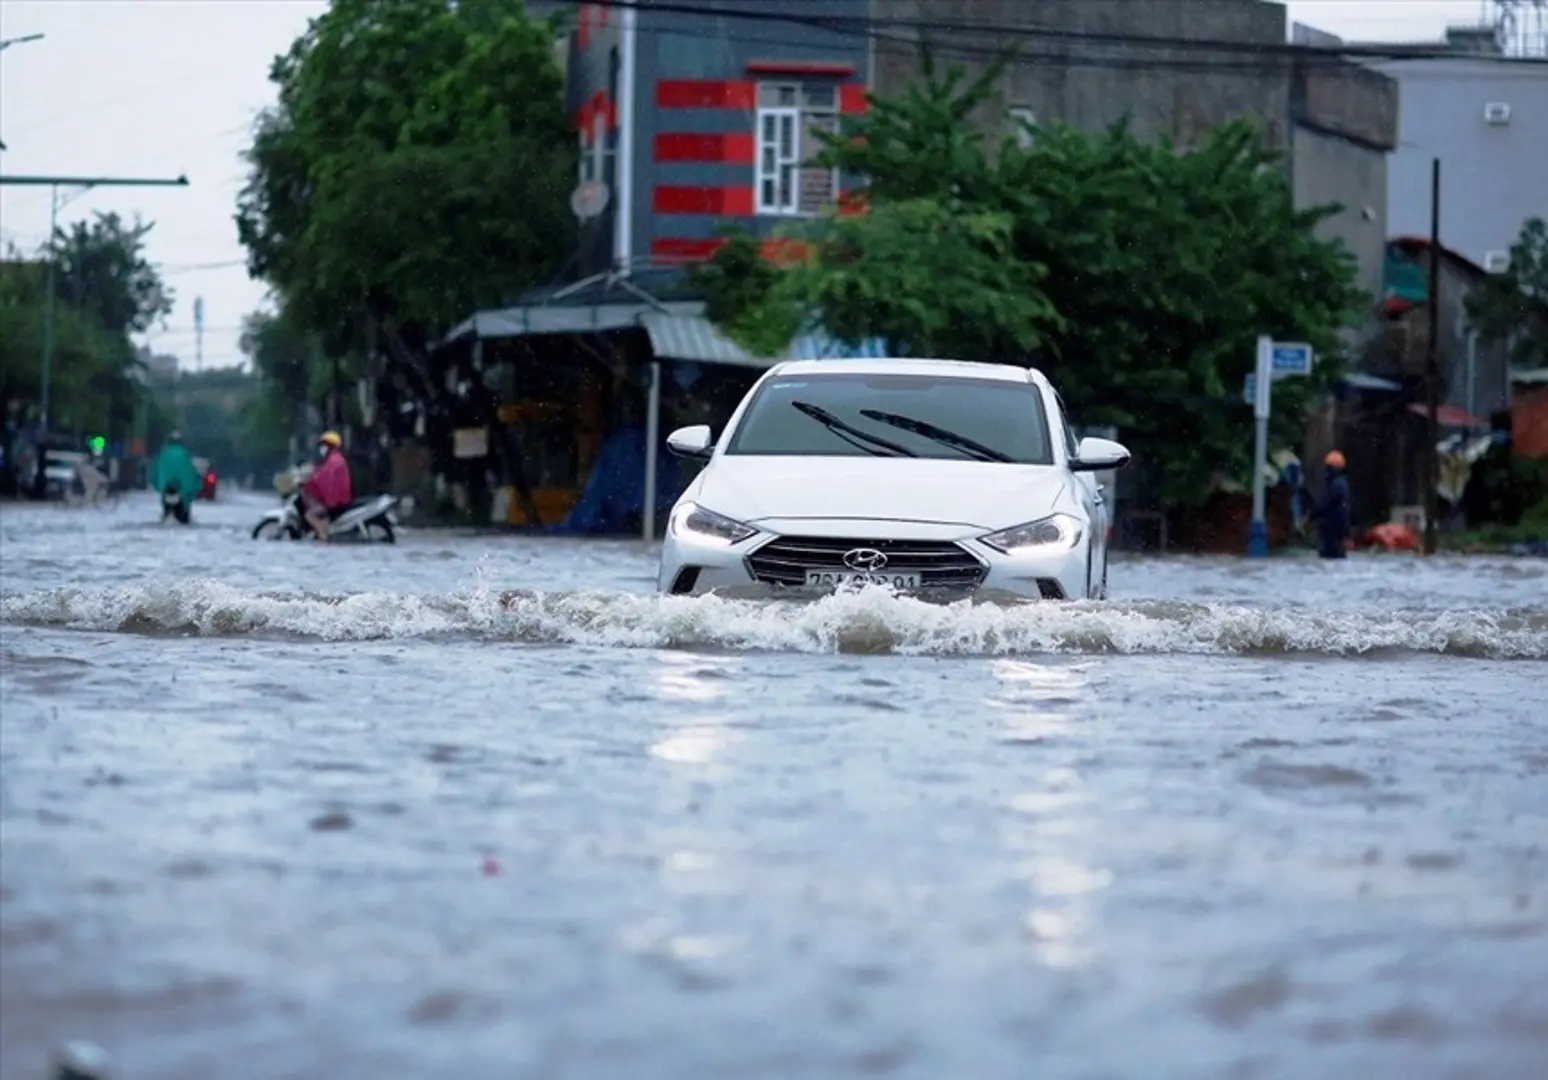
791, 401, 918, 458
857, 409, 1014, 463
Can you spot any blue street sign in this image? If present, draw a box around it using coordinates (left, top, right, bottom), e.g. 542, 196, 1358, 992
1270, 342, 1314, 376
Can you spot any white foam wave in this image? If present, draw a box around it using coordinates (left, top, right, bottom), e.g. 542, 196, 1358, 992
3, 580, 1545, 659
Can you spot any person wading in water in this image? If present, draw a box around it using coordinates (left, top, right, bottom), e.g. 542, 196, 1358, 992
1309, 449, 1352, 559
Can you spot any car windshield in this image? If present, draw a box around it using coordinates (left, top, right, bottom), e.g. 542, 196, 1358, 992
724, 372, 1055, 465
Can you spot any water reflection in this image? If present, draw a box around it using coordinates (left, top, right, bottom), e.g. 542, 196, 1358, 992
986, 660, 1090, 743
647, 652, 741, 766
648, 726, 733, 765
1022, 905, 1096, 970
989, 661, 1109, 970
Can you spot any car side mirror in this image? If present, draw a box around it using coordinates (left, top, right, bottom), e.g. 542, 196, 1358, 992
666, 424, 714, 460
1071, 436, 1131, 472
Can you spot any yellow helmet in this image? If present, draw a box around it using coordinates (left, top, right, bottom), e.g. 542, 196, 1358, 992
319, 431, 343, 448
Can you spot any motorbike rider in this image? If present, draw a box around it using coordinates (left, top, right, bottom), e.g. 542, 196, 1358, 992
151, 431, 202, 525
301, 431, 353, 541
1309, 449, 1352, 559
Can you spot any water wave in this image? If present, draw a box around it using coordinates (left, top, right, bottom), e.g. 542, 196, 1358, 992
3, 580, 1546, 659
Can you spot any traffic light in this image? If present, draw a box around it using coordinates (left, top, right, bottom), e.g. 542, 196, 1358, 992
87, 435, 106, 455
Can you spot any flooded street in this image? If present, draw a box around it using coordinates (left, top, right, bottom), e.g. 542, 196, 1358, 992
3, 491, 1546, 1080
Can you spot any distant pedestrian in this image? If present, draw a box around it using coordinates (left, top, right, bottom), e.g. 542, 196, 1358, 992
1309, 449, 1351, 559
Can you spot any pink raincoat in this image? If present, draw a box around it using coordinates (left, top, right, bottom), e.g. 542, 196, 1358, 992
303, 450, 353, 510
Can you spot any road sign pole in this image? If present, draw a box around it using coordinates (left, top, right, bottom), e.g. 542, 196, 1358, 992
1247, 335, 1272, 558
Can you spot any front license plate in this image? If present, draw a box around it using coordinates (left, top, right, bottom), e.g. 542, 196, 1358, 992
804, 570, 921, 589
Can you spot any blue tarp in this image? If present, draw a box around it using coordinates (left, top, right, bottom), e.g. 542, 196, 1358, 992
553, 425, 687, 534
787, 333, 891, 359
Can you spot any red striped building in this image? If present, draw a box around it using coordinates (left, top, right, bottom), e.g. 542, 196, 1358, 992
562, 0, 872, 276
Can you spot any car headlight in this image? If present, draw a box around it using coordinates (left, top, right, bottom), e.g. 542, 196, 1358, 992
981, 513, 1084, 554
668, 501, 757, 547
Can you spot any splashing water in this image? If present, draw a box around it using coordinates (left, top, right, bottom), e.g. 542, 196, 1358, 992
3, 579, 1545, 658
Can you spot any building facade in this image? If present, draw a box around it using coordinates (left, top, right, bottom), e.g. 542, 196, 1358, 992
559, 0, 872, 277
867, 1, 1397, 306
1366, 48, 1548, 270
551, 0, 1399, 300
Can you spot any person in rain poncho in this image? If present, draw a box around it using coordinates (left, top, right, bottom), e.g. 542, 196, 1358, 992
300, 431, 353, 541
151, 431, 203, 524
1309, 449, 1352, 559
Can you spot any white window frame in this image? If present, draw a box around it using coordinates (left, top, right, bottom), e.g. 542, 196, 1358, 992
756, 106, 801, 215
755, 81, 839, 218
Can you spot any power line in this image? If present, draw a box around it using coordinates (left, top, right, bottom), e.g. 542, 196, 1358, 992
157, 259, 248, 276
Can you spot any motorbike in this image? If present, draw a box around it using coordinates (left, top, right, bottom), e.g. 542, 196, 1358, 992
161, 481, 191, 525
252, 488, 399, 543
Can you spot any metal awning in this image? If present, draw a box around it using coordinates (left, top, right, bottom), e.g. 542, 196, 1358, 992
1408, 402, 1489, 428
1339, 372, 1403, 392
636, 311, 773, 368
443, 300, 705, 343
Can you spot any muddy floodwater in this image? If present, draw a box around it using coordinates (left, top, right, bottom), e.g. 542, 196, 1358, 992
2, 491, 1546, 1080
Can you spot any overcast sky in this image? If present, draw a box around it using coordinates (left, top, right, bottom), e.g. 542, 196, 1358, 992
0, 1, 1488, 372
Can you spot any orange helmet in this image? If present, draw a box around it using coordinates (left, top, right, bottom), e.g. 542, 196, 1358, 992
1324, 450, 1346, 469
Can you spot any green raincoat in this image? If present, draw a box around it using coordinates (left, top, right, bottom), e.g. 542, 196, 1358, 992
151, 440, 203, 500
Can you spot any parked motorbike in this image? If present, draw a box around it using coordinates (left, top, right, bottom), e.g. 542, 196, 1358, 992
252, 489, 399, 543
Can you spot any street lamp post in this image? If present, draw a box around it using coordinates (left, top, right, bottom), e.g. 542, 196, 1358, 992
0, 32, 46, 52
0, 33, 46, 151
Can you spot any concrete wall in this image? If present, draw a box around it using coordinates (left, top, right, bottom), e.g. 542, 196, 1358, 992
1289, 58, 1397, 315
1291, 126, 1388, 303
1367, 57, 1548, 266
869, 0, 1291, 149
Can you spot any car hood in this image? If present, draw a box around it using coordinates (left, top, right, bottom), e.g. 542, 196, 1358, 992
693, 456, 1074, 532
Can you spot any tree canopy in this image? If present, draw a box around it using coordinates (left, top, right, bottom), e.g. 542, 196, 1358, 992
694, 54, 1368, 510
1466, 216, 1548, 373
235, 0, 577, 368
1, 212, 173, 438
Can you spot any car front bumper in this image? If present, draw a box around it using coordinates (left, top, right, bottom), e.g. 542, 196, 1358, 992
658, 522, 1090, 601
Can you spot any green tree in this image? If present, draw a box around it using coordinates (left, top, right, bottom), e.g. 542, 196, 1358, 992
1466, 216, 1548, 373
0, 257, 124, 432
239, 305, 321, 436
49, 212, 174, 335
1, 210, 173, 439
696, 56, 1366, 511
160, 366, 293, 482
235, 0, 576, 374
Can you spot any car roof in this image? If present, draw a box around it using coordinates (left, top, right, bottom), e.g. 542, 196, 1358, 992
770, 357, 1041, 385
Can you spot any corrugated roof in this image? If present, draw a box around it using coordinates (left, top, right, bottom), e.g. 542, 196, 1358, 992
637, 312, 772, 369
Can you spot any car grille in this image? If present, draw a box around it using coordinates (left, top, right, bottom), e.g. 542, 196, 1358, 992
745, 535, 987, 589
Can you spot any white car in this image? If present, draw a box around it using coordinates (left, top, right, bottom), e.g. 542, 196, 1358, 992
656, 357, 1131, 602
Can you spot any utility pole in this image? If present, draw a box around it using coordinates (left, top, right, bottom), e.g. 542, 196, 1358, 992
0, 174, 189, 437
194, 296, 205, 372
1422, 157, 1442, 556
